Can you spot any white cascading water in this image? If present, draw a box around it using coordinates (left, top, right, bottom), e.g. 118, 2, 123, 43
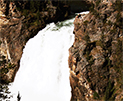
10, 18, 74, 101
9, 11, 89, 101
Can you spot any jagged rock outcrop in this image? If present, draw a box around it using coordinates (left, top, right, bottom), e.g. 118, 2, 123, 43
69, 0, 123, 101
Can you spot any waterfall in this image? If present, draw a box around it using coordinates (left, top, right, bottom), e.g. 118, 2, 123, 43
8, 11, 89, 101
10, 18, 74, 101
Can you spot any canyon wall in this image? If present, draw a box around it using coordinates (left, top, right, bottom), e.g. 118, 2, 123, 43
0, 0, 70, 83
0, 0, 90, 83
69, 0, 123, 100
0, 0, 122, 101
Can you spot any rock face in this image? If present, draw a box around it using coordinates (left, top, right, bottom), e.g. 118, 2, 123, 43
0, 0, 71, 83
69, 0, 123, 101
0, 0, 90, 83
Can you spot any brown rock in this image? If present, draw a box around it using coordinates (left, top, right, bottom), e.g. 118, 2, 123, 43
69, 0, 123, 100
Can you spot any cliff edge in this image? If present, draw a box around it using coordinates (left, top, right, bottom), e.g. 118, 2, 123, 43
69, 0, 123, 100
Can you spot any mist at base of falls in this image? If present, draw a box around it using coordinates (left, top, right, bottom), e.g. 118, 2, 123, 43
8, 11, 89, 101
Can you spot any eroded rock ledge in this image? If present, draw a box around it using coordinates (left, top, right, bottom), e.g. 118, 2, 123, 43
69, 0, 123, 101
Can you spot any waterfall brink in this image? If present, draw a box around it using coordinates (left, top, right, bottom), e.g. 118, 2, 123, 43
10, 18, 75, 101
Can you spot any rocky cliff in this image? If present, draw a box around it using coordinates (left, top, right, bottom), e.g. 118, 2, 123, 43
0, 0, 90, 84
0, 0, 122, 101
0, 0, 69, 83
69, 0, 123, 101
0, 1, 91, 99
0, 0, 89, 83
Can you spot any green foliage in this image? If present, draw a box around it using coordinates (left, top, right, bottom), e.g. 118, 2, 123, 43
0, 62, 15, 84
36, 10, 40, 21
52, 21, 73, 31
77, 23, 80, 26
105, 57, 111, 67
7, 63, 15, 69
29, 1, 41, 12
30, 1, 36, 13
115, 12, 122, 28
83, 37, 96, 65
95, 0, 101, 7
111, 1, 122, 28
91, 9, 100, 18
116, 13, 121, 22
0, 83, 12, 100
15, 1, 46, 28
89, 1, 98, 12
89, 3, 94, 13
0, 63, 15, 75
83, 20, 89, 25
89, 56, 94, 66
87, 77, 91, 82
104, 81, 115, 100
110, 29, 116, 34
0, 56, 6, 66
107, 20, 112, 25
112, 0, 122, 12
22, 9, 29, 17
93, 91, 99, 99
0, 68, 9, 74
89, 1, 101, 18
86, 51, 90, 61
84, 43, 94, 66
25, 23, 30, 28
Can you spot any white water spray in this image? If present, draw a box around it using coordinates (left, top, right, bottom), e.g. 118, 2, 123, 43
9, 11, 89, 101
10, 18, 74, 101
